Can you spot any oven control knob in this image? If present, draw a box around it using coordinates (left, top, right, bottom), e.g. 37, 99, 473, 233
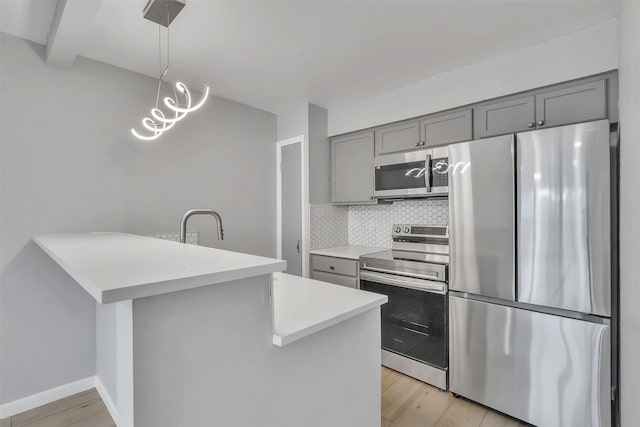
403, 227, 410, 233
394, 227, 401, 233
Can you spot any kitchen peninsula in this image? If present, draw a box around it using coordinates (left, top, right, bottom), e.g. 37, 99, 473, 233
33, 232, 386, 427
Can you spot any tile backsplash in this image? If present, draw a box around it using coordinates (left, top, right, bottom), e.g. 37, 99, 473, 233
310, 203, 349, 249
348, 199, 449, 248
310, 199, 449, 250
147, 231, 199, 245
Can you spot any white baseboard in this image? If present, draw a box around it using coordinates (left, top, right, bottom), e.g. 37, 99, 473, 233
0, 376, 95, 419
94, 376, 118, 425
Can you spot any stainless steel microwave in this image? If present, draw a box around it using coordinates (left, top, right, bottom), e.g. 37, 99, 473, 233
373, 147, 448, 199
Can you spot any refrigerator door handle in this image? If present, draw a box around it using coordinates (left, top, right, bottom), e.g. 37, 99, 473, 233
503, 305, 514, 356
596, 326, 612, 424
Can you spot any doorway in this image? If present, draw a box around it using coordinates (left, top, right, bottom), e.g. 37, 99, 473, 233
276, 135, 309, 277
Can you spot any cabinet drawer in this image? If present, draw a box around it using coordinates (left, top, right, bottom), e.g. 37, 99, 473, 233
420, 109, 472, 147
311, 255, 358, 277
374, 120, 421, 155
311, 270, 358, 289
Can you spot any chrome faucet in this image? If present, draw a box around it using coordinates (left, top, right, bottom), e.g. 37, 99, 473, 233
180, 209, 224, 243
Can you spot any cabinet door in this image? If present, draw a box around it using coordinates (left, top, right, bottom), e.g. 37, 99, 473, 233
331, 131, 375, 204
535, 79, 607, 129
474, 95, 535, 138
374, 120, 420, 155
420, 109, 472, 147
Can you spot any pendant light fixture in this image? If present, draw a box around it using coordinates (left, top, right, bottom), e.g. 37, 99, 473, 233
131, 0, 210, 141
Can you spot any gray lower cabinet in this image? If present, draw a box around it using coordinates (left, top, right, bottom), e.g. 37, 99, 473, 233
331, 131, 375, 205
374, 120, 421, 155
535, 79, 607, 129
474, 95, 536, 138
420, 109, 473, 147
311, 255, 359, 288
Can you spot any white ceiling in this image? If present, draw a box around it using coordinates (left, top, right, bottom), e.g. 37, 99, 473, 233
0, 0, 618, 114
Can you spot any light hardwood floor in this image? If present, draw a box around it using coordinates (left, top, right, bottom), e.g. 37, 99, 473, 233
0, 389, 114, 427
2, 368, 527, 427
382, 366, 530, 427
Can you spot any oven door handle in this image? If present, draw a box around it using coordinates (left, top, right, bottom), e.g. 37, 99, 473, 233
360, 263, 443, 281
360, 271, 446, 295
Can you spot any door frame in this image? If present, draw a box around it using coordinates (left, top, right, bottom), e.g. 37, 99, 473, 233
276, 135, 310, 277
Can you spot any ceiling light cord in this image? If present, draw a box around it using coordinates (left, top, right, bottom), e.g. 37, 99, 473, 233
154, 24, 162, 111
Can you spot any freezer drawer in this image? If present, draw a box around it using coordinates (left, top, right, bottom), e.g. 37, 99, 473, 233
449, 296, 610, 427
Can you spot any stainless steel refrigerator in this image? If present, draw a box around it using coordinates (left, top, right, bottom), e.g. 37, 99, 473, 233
448, 120, 612, 427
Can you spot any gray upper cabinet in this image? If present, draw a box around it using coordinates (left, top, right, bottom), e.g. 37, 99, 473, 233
420, 109, 473, 147
330, 73, 617, 204
476, 77, 611, 138
374, 120, 421, 155
535, 80, 607, 129
474, 95, 535, 138
331, 131, 375, 205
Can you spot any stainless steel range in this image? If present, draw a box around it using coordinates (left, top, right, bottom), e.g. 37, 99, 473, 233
359, 224, 449, 390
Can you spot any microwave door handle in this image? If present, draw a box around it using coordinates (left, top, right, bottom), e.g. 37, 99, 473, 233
425, 153, 432, 193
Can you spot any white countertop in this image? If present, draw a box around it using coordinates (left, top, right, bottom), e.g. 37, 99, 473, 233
309, 245, 387, 260
33, 232, 286, 303
272, 272, 387, 346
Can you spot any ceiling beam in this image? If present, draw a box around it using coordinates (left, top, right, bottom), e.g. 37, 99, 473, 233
46, 0, 103, 67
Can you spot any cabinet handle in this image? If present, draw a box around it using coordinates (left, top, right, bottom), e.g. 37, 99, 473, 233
369, 196, 374, 200
527, 122, 534, 128
421, 141, 426, 146
414, 142, 420, 147
330, 265, 335, 270
537, 120, 544, 126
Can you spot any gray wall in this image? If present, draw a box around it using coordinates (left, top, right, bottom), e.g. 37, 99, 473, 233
0, 33, 277, 403
277, 104, 308, 142
308, 104, 330, 204
277, 103, 330, 204
617, 3, 640, 425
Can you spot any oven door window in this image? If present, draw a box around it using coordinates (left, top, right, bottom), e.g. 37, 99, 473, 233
361, 279, 447, 369
375, 160, 427, 191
